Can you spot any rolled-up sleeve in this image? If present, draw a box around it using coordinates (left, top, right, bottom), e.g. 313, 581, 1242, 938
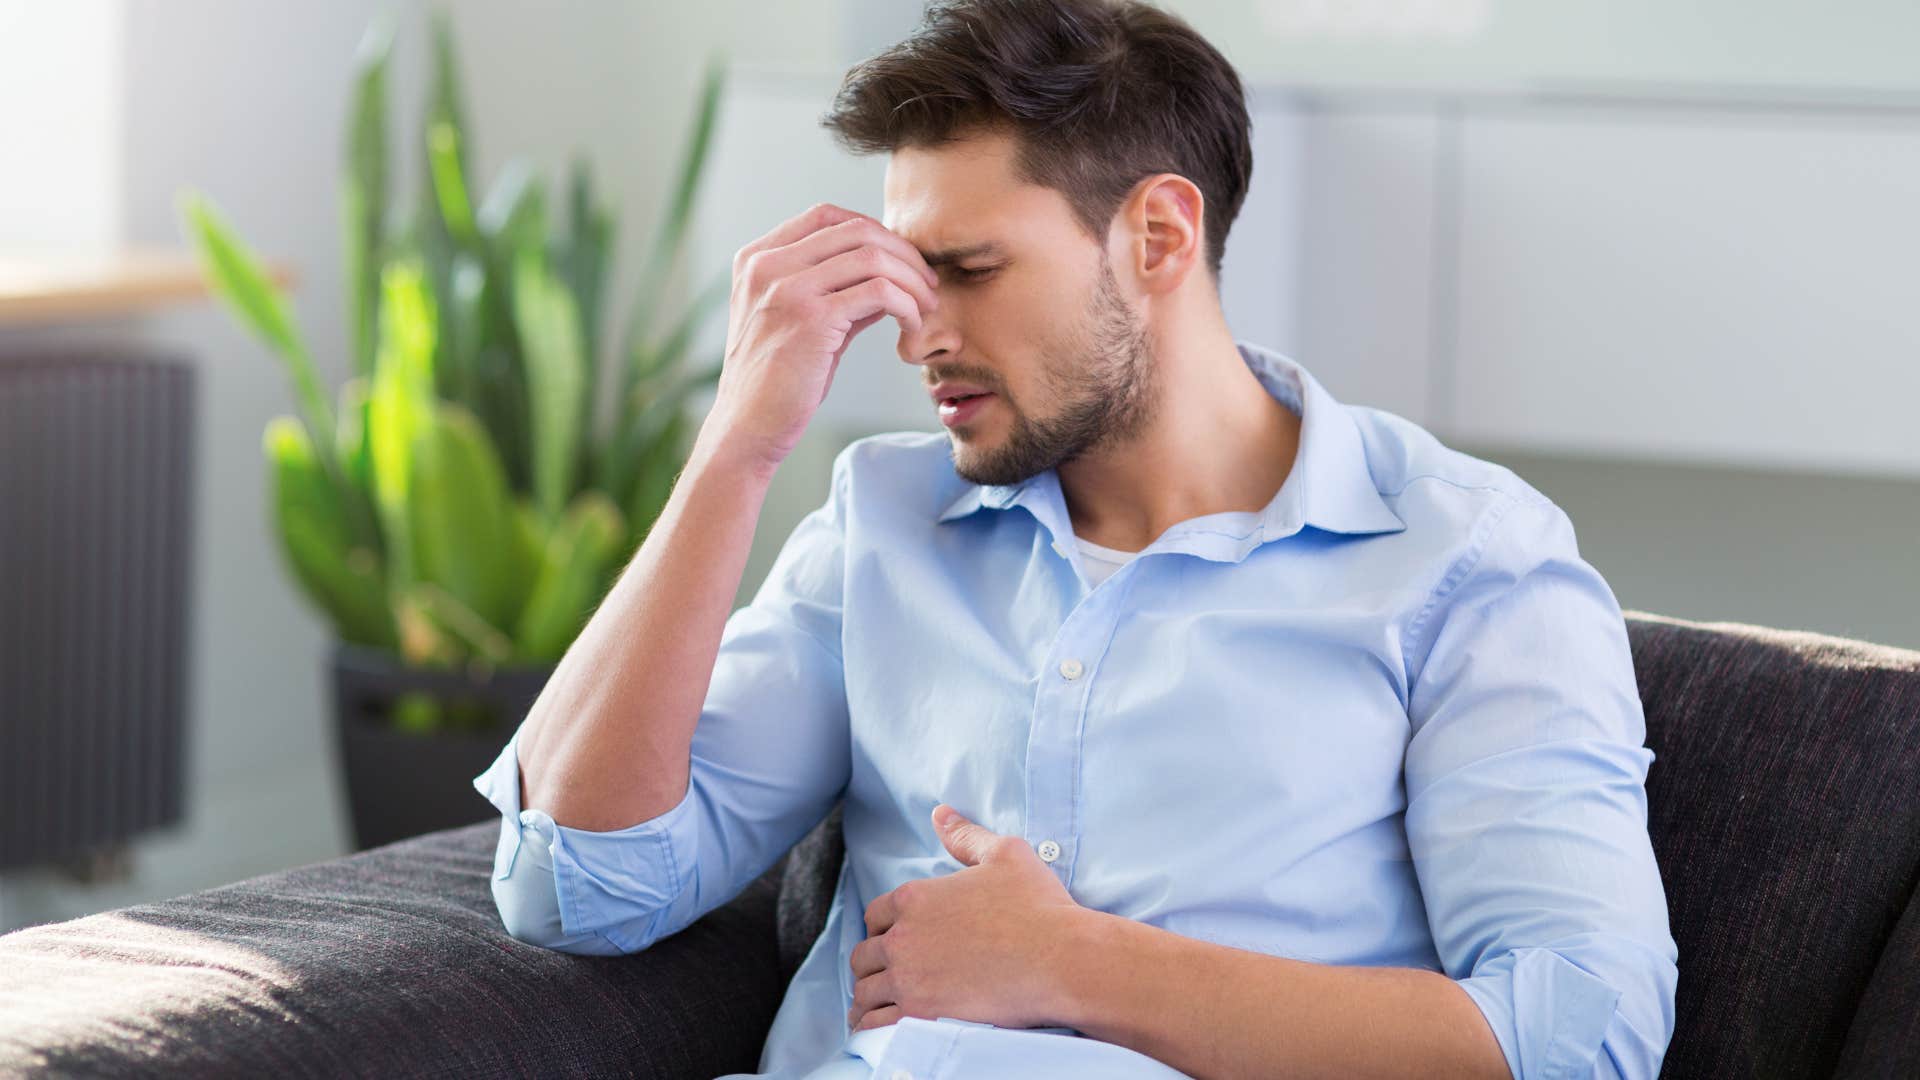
472, 443, 858, 955
1403, 494, 1679, 1080
472, 728, 700, 954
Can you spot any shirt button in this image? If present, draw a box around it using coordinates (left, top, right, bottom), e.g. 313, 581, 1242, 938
890, 1070, 914, 1080
1036, 839, 1061, 862
1051, 540, 1066, 556
1058, 658, 1084, 680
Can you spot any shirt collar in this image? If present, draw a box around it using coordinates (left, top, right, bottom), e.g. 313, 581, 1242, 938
936, 341, 1406, 540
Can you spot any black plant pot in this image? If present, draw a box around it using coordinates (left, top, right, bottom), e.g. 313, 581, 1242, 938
330, 642, 556, 852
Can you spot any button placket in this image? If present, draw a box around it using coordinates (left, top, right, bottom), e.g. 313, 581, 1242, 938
1026, 590, 1117, 892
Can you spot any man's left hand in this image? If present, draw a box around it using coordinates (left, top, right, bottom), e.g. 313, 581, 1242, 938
848, 803, 1086, 1032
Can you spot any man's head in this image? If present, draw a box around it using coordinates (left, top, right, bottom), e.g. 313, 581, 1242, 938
821, 0, 1252, 487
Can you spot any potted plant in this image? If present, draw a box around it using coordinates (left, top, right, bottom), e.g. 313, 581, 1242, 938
179, 11, 730, 850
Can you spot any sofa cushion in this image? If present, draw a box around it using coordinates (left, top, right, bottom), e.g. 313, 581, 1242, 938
1627, 609, 1920, 1078
777, 803, 846, 988
0, 819, 789, 1078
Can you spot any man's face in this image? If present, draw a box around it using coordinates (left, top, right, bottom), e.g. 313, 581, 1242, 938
883, 128, 1160, 488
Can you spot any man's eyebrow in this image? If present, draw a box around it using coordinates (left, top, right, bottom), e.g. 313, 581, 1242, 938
915, 242, 1004, 268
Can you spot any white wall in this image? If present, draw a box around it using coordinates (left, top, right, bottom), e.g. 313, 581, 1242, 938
0, 1, 124, 254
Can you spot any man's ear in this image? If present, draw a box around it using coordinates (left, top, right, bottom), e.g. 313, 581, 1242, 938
1122, 173, 1206, 296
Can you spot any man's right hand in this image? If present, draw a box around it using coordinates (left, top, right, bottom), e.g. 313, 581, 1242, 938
699, 202, 942, 476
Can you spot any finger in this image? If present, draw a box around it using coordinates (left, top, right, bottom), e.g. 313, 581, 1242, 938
828, 313, 884, 372
850, 1004, 903, 1033
843, 311, 885, 340
826, 277, 922, 338
735, 202, 865, 265
792, 246, 939, 320
849, 969, 896, 1018
849, 935, 889, 980
777, 215, 939, 290
863, 890, 900, 936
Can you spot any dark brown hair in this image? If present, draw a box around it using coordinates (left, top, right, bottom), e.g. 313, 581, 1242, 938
821, 0, 1252, 282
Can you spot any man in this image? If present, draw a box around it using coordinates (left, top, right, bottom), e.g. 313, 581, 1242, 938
474, 1, 1679, 1076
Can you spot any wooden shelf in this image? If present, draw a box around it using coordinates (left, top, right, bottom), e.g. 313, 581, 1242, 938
0, 250, 297, 325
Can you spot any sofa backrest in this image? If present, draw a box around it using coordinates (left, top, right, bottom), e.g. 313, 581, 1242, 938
1624, 609, 1920, 1078
775, 610, 1920, 1078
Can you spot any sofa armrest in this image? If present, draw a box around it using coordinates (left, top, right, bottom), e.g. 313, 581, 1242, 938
0, 820, 788, 1078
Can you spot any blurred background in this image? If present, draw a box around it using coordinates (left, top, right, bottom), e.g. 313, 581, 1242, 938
2, 0, 1916, 933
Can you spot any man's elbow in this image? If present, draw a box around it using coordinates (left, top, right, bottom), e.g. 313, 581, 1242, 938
490, 866, 649, 957
1456, 939, 1677, 1080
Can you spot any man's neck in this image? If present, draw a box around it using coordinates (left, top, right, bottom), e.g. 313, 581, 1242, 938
1056, 316, 1301, 554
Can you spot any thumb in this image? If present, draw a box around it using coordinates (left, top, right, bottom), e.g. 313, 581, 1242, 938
932, 803, 992, 866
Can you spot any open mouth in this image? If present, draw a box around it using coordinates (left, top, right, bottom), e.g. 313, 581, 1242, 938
937, 392, 994, 425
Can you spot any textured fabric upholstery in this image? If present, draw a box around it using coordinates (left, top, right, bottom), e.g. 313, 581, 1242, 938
1835, 882, 1920, 1077
2, 609, 1915, 1078
0, 819, 790, 1078
1623, 611, 1920, 1078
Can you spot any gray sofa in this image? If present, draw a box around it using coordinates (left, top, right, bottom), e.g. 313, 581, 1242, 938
1, 609, 1916, 1078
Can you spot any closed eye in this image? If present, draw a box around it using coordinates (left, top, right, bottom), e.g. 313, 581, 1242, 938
951, 265, 998, 283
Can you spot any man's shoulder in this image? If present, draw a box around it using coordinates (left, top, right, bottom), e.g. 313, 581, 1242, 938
826, 429, 966, 518
839, 428, 952, 461
1348, 404, 1557, 527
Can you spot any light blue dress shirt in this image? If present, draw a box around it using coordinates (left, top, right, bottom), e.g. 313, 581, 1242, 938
472, 341, 1678, 1079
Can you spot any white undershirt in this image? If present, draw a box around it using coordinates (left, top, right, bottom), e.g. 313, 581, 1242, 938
1074, 534, 1141, 588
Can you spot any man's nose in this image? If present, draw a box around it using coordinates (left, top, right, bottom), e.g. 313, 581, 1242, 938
897, 287, 958, 368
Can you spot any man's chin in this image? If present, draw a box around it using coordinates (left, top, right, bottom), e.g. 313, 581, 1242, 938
950, 445, 1045, 489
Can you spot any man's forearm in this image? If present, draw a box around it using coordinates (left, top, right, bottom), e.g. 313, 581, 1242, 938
1050, 908, 1510, 1080
515, 420, 778, 831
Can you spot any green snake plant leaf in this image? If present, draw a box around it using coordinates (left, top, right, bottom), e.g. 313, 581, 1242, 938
510, 497, 546, 594
422, 6, 474, 243
467, 160, 546, 491
367, 259, 439, 591
406, 401, 527, 636
403, 581, 514, 667
513, 491, 626, 663
336, 375, 375, 501
393, 587, 459, 670
408, 5, 471, 369
562, 155, 613, 388
427, 116, 478, 247
182, 191, 381, 552
603, 356, 722, 512
440, 250, 486, 412
617, 54, 726, 375
512, 245, 586, 524
265, 417, 396, 649
181, 192, 335, 462
482, 160, 548, 272
624, 408, 692, 544
641, 267, 729, 384
614, 266, 727, 451
343, 16, 393, 379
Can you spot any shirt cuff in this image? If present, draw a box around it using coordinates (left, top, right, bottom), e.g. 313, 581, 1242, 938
472, 729, 535, 880
470, 730, 704, 951
1456, 946, 1625, 1080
